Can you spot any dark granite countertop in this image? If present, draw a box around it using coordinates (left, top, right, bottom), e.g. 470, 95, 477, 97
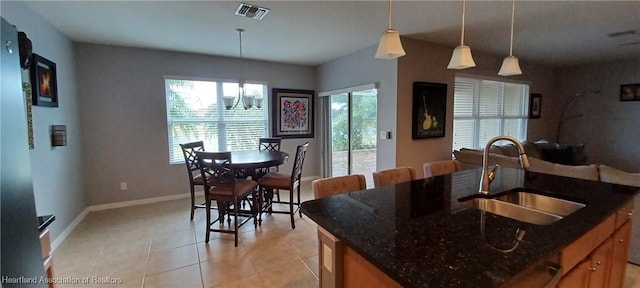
38, 214, 55, 232
300, 168, 639, 287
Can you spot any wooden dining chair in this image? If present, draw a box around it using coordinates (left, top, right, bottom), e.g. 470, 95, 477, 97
312, 174, 366, 199
423, 160, 463, 178
257, 142, 309, 229
196, 151, 258, 246
179, 141, 206, 220
258, 137, 284, 200
372, 167, 416, 188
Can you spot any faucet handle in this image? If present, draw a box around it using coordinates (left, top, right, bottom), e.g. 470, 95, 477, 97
488, 164, 500, 182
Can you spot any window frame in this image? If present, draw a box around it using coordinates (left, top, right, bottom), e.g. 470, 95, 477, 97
164, 76, 269, 164
452, 75, 530, 151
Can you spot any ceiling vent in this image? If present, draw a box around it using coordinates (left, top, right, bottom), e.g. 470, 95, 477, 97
235, 3, 270, 20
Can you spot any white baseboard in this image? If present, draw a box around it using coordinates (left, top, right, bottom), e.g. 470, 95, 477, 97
51, 207, 89, 251
49, 177, 321, 251
88, 193, 191, 211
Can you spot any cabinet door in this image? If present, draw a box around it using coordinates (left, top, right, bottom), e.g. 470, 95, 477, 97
558, 259, 591, 288
588, 236, 614, 288
609, 221, 632, 288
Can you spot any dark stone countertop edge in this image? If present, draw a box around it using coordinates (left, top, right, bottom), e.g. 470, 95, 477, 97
38, 214, 55, 232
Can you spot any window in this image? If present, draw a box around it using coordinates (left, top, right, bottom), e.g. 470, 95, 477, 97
165, 78, 268, 164
452, 76, 529, 151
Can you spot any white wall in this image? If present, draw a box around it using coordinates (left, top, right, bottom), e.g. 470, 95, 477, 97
74, 43, 317, 204
1, 2, 87, 242
316, 45, 399, 174
552, 59, 640, 172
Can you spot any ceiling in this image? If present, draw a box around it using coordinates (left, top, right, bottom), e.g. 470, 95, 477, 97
23, 1, 640, 67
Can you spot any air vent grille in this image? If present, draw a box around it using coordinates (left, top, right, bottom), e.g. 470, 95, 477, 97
235, 3, 270, 20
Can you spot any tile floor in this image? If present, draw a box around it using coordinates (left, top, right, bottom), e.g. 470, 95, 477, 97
52, 182, 319, 288
52, 181, 640, 288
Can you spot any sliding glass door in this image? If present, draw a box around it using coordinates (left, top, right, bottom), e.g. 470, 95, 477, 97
328, 89, 377, 187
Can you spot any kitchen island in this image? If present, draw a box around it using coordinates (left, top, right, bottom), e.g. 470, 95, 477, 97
300, 168, 638, 287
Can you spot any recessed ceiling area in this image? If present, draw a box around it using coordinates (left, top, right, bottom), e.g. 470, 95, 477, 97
22, 1, 640, 67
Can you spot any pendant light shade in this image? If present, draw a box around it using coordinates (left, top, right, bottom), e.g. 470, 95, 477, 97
498, 56, 522, 76
448, 0, 476, 69
447, 45, 475, 69
375, 29, 405, 59
375, 0, 405, 59
498, 0, 522, 76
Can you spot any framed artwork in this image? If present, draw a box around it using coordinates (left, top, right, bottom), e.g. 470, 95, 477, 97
30, 53, 58, 107
272, 88, 315, 138
530, 93, 542, 119
620, 83, 640, 101
412, 82, 446, 139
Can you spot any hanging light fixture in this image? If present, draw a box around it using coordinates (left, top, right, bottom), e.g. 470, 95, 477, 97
375, 0, 405, 59
223, 28, 258, 110
447, 0, 476, 69
498, 0, 522, 76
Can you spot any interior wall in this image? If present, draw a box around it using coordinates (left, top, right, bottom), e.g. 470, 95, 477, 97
552, 59, 640, 172
1, 2, 87, 242
74, 43, 317, 205
316, 45, 398, 174
397, 37, 556, 177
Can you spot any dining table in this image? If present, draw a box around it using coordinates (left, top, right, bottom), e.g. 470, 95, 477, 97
227, 149, 289, 223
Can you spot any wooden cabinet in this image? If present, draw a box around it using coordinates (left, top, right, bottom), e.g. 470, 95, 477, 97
40, 228, 55, 288
558, 201, 633, 288
609, 221, 632, 288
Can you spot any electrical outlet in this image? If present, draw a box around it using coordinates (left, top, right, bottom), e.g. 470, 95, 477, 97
120, 182, 127, 190
380, 130, 392, 139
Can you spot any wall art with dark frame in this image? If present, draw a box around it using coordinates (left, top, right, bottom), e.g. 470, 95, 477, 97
271, 88, 315, 139
412, 82, 447, 139
30, 53, 58, 107
620, 83, 640, 101
530, 93, 542, 119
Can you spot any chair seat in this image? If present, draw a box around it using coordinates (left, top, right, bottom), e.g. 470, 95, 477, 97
209, 179, 258, 197
192, 174, 204, 185
258, 172, 290, 189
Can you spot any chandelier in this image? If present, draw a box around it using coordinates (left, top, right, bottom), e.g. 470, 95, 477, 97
223, 28, 261, 110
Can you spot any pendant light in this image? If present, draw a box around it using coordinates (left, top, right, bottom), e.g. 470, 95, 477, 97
447, 0, 476, 69
498, 0, 522, 76
223, 28, 257, 110
375, 0, 405, 59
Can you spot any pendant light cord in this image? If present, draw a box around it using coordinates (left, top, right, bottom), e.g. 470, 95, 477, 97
460, 0, 466, 45
509, 0, 515, 56
388, 0, 393, 30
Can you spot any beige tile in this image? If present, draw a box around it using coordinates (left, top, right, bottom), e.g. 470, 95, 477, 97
197, 240, 248, 262
143, 264, 202, 288
301, 255, 320, 279
209, 275, 267, 288
200, 255, 258, 287
91, 253, 147, 279
53, 181, 324, 288
146, 244, 199, 275
257, 258, 319, 288
151, 228, 196, 251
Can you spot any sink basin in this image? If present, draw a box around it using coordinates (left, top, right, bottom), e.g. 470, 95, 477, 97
495, 189, 586, 217
461, 197, 562, 225
459, 188, 586, 225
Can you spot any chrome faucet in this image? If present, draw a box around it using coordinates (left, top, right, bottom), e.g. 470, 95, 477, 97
479, 136, 530, 195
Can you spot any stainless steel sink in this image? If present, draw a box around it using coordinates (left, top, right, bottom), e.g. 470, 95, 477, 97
495, 190, 585, 217
461, 197, 563, 225
459, 188, 586, 225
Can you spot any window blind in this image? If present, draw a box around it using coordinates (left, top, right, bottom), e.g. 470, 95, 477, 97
452, 77, 529, 151
165, 79, 268, 164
